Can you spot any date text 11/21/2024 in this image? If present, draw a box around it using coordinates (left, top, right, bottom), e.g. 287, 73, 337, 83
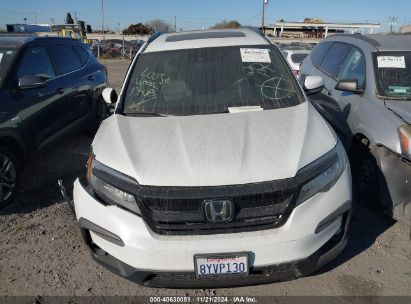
149, 296, 257, 303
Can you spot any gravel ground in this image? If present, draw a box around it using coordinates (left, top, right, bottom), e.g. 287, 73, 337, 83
0, 60, 410, 298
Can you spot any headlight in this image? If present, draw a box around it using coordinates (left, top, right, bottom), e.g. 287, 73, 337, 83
398, 124, 411, 159
87, 153, 141, 215
296, 140, 347, 205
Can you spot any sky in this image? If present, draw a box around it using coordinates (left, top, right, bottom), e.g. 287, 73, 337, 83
0, 0, 410, 33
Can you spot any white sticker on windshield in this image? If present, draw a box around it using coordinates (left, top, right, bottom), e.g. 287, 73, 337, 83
240, 48, 271, 63
0, 53, 3, 63
377, 56, 406, 68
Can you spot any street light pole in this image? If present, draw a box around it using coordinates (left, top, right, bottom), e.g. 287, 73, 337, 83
262, 0, 268, 34
101, 0, 105, 39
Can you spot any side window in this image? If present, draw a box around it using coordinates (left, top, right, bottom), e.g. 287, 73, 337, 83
311, 41, 333, 66
73, 45, 91, 66
320, 43, 352, 77
337, 48, 366, 89
48, 45, 82, 75
17, 46, 55, 78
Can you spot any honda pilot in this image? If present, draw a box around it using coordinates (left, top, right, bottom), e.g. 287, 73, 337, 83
72, 28, 352, 287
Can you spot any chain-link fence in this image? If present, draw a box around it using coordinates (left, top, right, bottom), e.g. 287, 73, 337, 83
92, 39, 144, 59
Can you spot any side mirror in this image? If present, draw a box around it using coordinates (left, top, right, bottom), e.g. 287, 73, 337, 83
303, 75, 324, 96
18, 75, 47, 90
335, 79, 364, 94
102, 87, 118, 104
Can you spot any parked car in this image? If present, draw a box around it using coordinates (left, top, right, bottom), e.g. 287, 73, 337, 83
0, 36, 108, 207
282, 49, 311, 78
71, 28, 352, 287
300, 34, 411, 223
288, 42, 317, 50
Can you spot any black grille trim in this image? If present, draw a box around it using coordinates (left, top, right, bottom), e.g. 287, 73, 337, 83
137, 184, 299, 235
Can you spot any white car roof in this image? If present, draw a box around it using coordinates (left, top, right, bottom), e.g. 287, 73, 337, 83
144, 28, 270, 53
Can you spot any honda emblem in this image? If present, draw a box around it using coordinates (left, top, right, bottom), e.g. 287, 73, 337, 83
203, 200, 234, 223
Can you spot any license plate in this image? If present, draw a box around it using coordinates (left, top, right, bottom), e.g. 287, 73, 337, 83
194, 253, 249, 278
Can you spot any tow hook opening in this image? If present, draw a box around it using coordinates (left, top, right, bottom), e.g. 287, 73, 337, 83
90, 241, 108, 256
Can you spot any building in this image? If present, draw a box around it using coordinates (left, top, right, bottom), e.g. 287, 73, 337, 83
262, 21, 380, 39
6, 24, 51, 33
400, 24, 411, 34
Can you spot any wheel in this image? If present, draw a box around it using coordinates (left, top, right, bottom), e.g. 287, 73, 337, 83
0, 146, 21, 208
351, 140, 380, 209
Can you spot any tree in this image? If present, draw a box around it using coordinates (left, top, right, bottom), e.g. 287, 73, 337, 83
211, 20, 241, 29
65, 12, 74, 24
86, 24, 92, 33
145, 19, 173, 33
122, 23, 151, 35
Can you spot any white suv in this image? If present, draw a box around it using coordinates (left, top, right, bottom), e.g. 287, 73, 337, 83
72, 28, 352, 288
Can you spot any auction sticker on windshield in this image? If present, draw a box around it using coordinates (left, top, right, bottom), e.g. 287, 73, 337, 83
377, 56, 406, 68
195, 253, 249, 278
240, 48, 271, 63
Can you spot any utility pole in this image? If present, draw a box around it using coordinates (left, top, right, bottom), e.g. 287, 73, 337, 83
262, 0, 268, 34
174, 16, 177, 32
388, 17, 398, 33
101, 0, 105, 39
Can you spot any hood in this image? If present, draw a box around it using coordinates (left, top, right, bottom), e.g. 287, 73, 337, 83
385, 100, 411, 124
93, 103, 336, 187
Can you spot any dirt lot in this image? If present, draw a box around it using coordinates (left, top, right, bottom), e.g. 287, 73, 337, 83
0, 60, 410, 298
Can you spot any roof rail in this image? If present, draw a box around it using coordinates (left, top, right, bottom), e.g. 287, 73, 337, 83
240, 26, 264, 37
138, 32, 163, 54
147, 32, 163, 44
329, 33, 380, 48
240, 26, 275, 47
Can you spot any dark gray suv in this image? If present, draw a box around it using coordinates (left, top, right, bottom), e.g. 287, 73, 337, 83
300, 34, 411, 223
0, 36, 108, 207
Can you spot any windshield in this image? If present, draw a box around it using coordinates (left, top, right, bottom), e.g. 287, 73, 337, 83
0, 47, 18, 87
291, 53, 309, 64
122, 45, 304, 116
374, 51, 411, 100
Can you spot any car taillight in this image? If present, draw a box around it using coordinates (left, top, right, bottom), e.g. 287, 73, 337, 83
399, 124, 411, 159
293, 70, 300, 79
103, 66, 108, 75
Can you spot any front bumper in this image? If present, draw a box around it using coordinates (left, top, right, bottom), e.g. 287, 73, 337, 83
73, 167, 352, 288
373, 146, 411, 223
87, 226, 348, 288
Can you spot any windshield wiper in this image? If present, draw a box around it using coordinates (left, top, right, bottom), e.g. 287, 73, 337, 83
123, 111, 169, 117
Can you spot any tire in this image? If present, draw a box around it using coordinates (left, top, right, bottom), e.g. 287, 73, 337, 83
0, 146, 21, 209
350, 140, 380, 209
86, 98, 110, 135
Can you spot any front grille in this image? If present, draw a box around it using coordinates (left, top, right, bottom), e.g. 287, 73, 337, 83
137, 181, 300, 235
